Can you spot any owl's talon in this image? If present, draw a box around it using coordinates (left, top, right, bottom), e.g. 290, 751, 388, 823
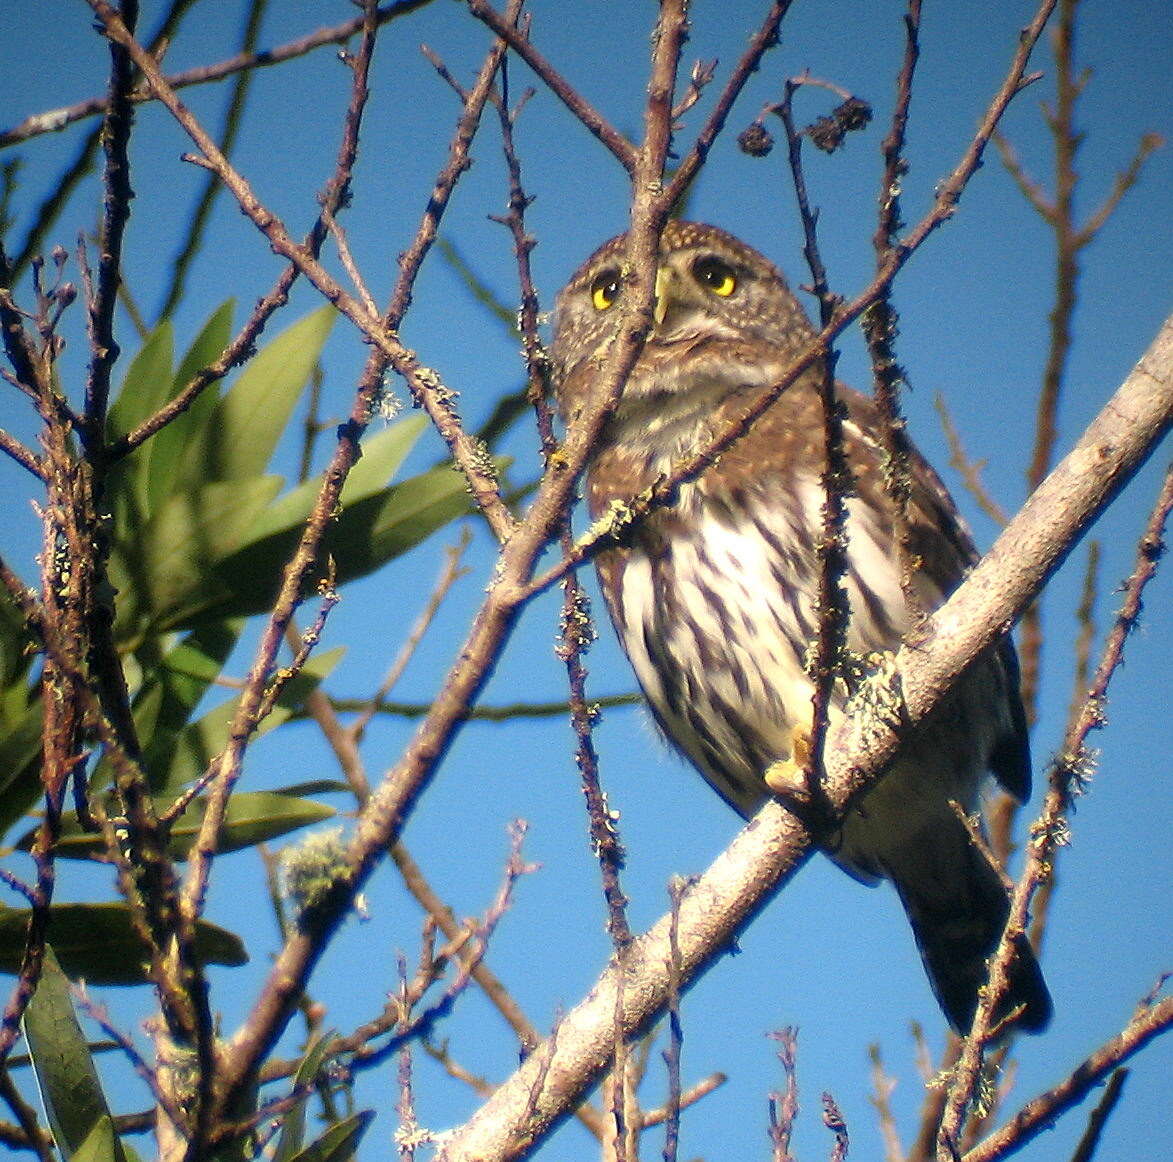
763, 726, 814, 797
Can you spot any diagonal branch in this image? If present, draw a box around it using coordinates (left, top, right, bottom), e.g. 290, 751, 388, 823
962, 992, 1171, 1162
528, 0, 1059, 600
665, 2, 796, 207
432, 315, 1172, 1162
466, 0, 637, 171
210, 0, 690, 1129
937, 458, 1173, 1158
0, 1, 439, 149
88, 0, 516, 540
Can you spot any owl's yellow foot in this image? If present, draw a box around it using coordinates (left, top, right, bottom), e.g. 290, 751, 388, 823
763, 725, 814, 797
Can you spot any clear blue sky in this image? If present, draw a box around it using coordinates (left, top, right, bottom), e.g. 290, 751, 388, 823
2, 2, 1170, 1160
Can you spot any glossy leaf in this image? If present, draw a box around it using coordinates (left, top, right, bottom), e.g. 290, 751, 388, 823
21, 947, 124, 1160
0, 695, 43, 803
150, 646, 343, 795
106, 321, 174, 442
71, 1116, 133, 1162
111, 476, 283, 635
0, 582, 35, 690
148, 300, 235, 503
172, 306, 335, 489
273, 1033, 338, 1162
33, 791, 335, 861
205, 460, 498, 622
354, 464, 491, 574
274, 780, 351, 798
286, 1110, 374, 1162
0, 905, 246, 984
130, 619, 245, 784
250, 414, 428, 543
104, 322, 176, 536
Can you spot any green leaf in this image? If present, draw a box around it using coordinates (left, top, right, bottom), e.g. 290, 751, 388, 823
126, 680, 164, 768
111, 476, 283, 635
286, 1110, 374, 1162
249, 414, 429, 544
106, 322, 175, 442
274, 780, 351, 797
348, 464, 489, 575
0, 905, 247, 984
150, 646, 344, 795
203, 461, 496, 623
72, 1116, 132, 1162
273, 1032, 339, 1162
148, 300, 235, 503
0, 569, 37, 690
134, 620, 245, 781
0, 694, 43, 801
21, 947, 123, 1160
172, 306, 335, 489
104, 324, 176, 542
155, 621, 246, 732
34, 791, 335, 861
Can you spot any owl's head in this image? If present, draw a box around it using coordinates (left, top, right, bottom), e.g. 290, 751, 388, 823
551, 221, 815, 426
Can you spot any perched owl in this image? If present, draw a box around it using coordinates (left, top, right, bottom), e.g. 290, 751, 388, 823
552, 220, 1050, 1034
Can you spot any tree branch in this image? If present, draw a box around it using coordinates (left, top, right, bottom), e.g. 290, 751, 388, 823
433, 316, 1172, 1161
962, 994, 1171, 1162
0, 1, 438, 149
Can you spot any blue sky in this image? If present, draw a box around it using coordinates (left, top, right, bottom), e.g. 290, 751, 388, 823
2, 2, 1170, 1159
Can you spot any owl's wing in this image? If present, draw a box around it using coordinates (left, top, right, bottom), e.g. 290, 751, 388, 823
844, 388, 1032, 801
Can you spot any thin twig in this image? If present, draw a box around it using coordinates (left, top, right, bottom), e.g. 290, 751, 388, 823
156, 0, 270, 322
396, 1039, 419, 1161
665, 3, 796, 209
642, 1071, 725, 1128
216, 0, 680, 1120
529, 1, 1057, 601
0, 429, 44, 478
1028, 537, 1098, 948
767, 1027, 800, 1162
660, 879, 686, 1162
0, 1067, 53, 1162
1068, 1068, 1128, 1162
937, 462, 1173, 1156
775, 75, 851, 808
90, 0, 517, 540
868, 1044, 905, 1162
82, 0, 137, 449
74, 986, 188, 1137
435, 312, 1172, 1162
863, 0, 926, 619
466, 0, 637, 171
4, 0, 198, 276
962, 995, 1170, 1162
822, 1092, 849, 1162
933, 393, 1009, 526
304, 692, 642, 722
352, 531, 471, 742
0, 1, 438, 149
1006, 0, 1159, 730
352, 823, 536, 1070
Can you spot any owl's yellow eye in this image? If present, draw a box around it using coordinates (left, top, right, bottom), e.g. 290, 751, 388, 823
692, 256, 738, 297
590, 269, 620, 311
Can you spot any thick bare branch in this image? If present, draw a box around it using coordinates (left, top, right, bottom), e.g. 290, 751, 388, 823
433, 316, 1172, 1161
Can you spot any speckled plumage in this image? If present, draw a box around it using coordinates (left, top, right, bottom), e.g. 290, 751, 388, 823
552, 221, 1050, 1033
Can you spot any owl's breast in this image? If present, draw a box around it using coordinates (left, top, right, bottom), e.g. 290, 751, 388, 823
591, 483, 825, 814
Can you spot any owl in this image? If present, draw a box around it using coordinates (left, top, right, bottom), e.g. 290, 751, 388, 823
552, 221, 1050, 1034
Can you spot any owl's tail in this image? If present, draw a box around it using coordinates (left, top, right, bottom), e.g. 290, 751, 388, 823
889, 815, 1052, 1036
